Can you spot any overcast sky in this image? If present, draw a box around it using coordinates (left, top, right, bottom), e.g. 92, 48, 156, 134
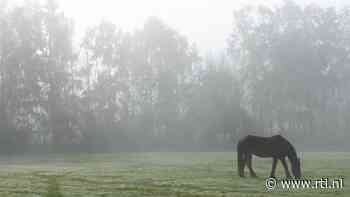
57, 0, 350, 55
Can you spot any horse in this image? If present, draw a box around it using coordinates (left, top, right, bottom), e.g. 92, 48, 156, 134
237, 134, 301, 179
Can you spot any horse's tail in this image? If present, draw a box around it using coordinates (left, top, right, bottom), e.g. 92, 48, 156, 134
237, 141, 245, 177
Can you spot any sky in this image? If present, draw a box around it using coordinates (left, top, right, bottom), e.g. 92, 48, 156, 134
56, 0, 350, 55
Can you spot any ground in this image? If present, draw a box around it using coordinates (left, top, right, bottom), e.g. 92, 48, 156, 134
0, 152, 348, 196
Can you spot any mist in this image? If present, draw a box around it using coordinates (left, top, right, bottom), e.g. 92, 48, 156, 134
1, 0, 350, 196
0, 0, 349, 154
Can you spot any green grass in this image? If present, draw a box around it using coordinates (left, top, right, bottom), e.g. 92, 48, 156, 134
0, 152, 348, 196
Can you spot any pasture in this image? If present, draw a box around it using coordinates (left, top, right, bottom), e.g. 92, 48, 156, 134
0, 152, 348, 196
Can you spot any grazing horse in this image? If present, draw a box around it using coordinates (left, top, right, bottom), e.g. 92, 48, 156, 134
237, 135, 301, 179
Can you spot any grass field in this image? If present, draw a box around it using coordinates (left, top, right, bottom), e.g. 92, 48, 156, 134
0, 152, 348, 196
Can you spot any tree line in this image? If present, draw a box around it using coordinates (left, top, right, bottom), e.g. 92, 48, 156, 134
0, 0, 349, 153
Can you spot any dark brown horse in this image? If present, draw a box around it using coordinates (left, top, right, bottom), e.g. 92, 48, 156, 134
237, 135, 301, 179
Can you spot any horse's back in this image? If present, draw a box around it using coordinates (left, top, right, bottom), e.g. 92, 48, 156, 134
240, 134, 286, 145
237, 134, 294, 158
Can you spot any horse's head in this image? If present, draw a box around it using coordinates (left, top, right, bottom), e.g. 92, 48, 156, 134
292, 157, 301, 179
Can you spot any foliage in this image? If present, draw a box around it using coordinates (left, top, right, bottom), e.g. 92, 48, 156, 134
0, 1, 349, 152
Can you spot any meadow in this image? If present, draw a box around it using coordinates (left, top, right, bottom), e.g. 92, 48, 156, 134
0, 152, 348, 197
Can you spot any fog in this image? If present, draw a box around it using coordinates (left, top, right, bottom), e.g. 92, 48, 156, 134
0, 0, 350, 155
57, 0, 350, 54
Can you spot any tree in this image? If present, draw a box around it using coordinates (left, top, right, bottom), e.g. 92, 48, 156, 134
229, 1, 350, 144
128, 17, 198, 148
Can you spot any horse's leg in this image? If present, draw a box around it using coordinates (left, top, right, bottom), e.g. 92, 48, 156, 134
270, 157, 277, 178
238, 151, 246, 177
247, 154, 257, 178
280, 157, 292, 179
240, 156, 246, 177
